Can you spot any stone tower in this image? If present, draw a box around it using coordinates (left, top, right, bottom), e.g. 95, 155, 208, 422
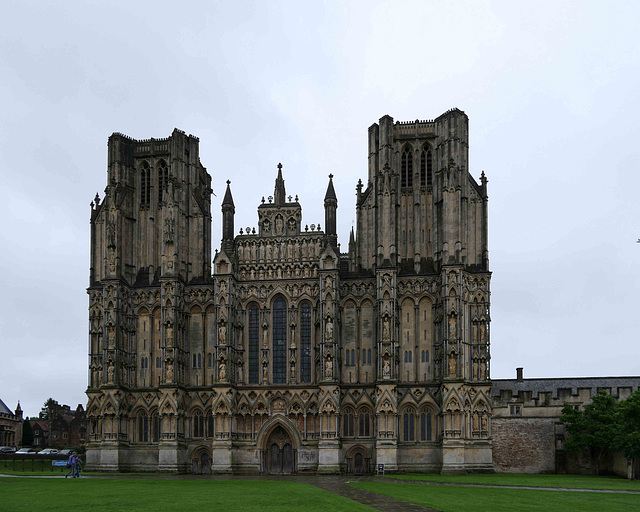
351, 109, 491, 472
86, 129, 212, 471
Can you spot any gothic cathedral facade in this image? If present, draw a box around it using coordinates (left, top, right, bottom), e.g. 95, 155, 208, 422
86, 109, 492, 474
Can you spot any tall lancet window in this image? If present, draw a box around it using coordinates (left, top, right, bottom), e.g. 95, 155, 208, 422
272, 297, 287, 383
401, 147, 413, 188
158, 160, 168, 203
140, 161, 151, 208
300, 302, 312, 383
248, 305, 259, 384
420, 148, 433, 187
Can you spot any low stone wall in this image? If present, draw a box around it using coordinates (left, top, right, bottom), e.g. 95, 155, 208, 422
492, 417, 555, 473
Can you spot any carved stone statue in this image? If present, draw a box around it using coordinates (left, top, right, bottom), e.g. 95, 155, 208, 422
448, 351, 457, 377
382, 315, 391, 341
290, 325, 296, 348
219, 361, 226, 380
218, 322, 226, 345
166, 360, 173, 381
448, 314, 457, 339
325, 317, 333, 342
325, 355, 333, 378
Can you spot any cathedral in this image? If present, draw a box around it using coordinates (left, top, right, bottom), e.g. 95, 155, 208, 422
86, 109, 493, 474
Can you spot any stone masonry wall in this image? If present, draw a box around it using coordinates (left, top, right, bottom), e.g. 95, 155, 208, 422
492, 417, 556, 473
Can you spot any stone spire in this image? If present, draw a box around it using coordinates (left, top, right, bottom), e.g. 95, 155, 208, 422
221, 180, 235, 251
274, 163, 286, 205
324, 174, 338, 248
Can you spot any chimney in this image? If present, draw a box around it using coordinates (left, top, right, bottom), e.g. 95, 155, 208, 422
516, 367, 524, 382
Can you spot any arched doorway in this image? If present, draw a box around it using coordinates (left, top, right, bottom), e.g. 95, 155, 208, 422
266, 425, 294, 474
354, 452, 364, 475
191, 448, 211, 475
345, 446, 372, 475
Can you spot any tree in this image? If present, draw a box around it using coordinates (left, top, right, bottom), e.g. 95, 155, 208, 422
616, 389, 640, 478
560, 390, 621, 474
40, 398, 59, 420
22, 418, 34, 446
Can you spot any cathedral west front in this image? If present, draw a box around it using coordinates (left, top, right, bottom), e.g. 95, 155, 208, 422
86, 109, 493, 474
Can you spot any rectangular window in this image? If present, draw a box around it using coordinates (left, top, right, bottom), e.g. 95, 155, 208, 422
510, 405, 522, 416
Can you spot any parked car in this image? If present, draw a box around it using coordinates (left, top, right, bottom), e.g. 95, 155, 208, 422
0, 446, 16, 453
15, 448, 37, 455
37, 448, 59, 455
59, 449, 73, 455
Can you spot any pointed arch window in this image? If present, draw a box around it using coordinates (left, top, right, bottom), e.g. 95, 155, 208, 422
272, 297, 287, 384
420, 410, 433, 441
343, 407, 355, 437
403, 408, 416, 441
300, 302, 312, 383
140, 161, 151, 208
401, 147, 413, 188
420, 148, 433, 187
192, 410, 204, 438
138, 412, 149, 442
157, 160, 168, 203
248, 305, 259, 384
358, 407, 371, 437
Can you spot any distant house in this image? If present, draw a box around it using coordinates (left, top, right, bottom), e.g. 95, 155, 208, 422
30, 419, 49, 447
37, 403, 87, 449
0, 398, 22, 447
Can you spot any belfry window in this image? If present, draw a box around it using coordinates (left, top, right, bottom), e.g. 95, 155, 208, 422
401, 147, 413, 188
158, 160, 168, 203
272, 297, 287, 384
140, 161, 151, 207
420, 148, 432, 187
248, 305, 259, 384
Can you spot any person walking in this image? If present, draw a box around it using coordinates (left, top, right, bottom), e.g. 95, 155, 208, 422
65, 452, 77, 479
74, 453, 82, 478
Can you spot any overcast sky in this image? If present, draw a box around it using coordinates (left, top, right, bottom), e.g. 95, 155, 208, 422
1, 1, 639, 419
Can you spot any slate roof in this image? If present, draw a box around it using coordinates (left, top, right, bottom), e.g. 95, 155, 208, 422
0, 398, 14, 416
491, 376, 640, 400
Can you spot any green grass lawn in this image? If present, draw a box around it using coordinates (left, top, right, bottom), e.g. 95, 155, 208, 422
385, 472, 640, 491
0, 478, 375, 512
351, 481, 640, 512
